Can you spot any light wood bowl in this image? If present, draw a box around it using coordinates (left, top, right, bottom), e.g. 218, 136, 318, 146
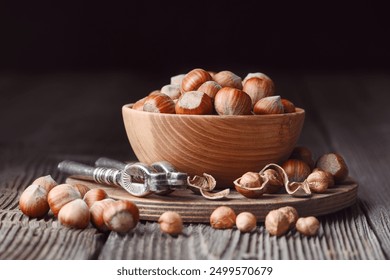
122, 104, 305, 188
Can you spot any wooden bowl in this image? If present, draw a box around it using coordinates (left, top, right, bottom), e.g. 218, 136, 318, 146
122, 104, 305, 188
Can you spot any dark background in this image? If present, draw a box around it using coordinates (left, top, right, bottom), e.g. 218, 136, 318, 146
1, 1, 389, 76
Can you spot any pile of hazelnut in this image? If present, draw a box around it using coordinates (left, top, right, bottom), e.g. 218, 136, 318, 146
132, 68, 296, 115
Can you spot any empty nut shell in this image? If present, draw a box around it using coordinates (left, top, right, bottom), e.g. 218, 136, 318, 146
32, 175, 58, 193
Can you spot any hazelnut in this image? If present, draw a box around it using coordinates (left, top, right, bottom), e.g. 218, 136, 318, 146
158, 211, 183, 235
242, 72, 275, 90
236, 212, 257, 233
142, 93, 176, 114
210, 206, 236, 229
58, 198, 90, 229
289, 146, 315, 169
89, 198, 116, 232
253, 96, 284, 115
47, 184, 81, 217
213, 70, 243, 89
161, 84, 181, 100
315, 153, 349, 183
261, 169, 283, 193
306, 170, 330, 193
19, 184, 50, 218
242, 77, 274, 106
132, 97, 147, 111
32, 175, 58, 193
214, 87, 252, 115
313, 168, 335, 187
281, 159, 311, 182
281, 98, 296, 113
83, 188, 108, 208
181, 68, 212, 93
295, 216, 320, 236
197, 81, 222, 100
265, 209, 290, 236
239, 172, 262, 188
103, 200, 139, 233
170, 74, 185, 86
278, 206, 299, 228
175, 91, 213, 115
71, 183, 90, 198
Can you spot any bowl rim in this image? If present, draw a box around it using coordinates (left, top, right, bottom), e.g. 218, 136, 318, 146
123, 103, 305, 119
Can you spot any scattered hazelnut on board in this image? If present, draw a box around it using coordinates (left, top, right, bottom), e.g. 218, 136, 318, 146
281, 159, 311, 182
142, 93, 176, 114
103, 200, 140, 233
214, 87, 252, 115
213, 70, 243, 89
236, 212, 257, 233
306, 170, 330, 193
210, 206, 236, 229
47, 184, 81, 217
31, 175, 58, 193
265, 209, 290, 236
58, 198, 90, 229
158, 211, 183, 235
19, 184, 50, 218
175, 91, 213, 115
89, 198, 116, 232
180, 68, 212, 93
315, 153, 349, 183
295, 216, 320, 236
83, 188, 109, 208
197, 80, 222, 100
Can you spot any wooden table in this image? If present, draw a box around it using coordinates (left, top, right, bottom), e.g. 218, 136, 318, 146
0, 71, 388, 260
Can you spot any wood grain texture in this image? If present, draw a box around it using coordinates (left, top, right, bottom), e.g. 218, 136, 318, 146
0, 72, 389, 260
122, 105, 305, 186
66, 177, 358, 223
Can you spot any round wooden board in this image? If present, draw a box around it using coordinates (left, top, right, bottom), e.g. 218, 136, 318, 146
66, 177, 358, 223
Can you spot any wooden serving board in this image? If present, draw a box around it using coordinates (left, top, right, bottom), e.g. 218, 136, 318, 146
66, 177, 358, 223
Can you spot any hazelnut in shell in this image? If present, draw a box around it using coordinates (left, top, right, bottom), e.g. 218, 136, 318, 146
103, 200, 139, 233
143, 93, 176, 114
89, 198, 115, 232
19, 184, 50, 218
281, 98, 296, 113
58, 198, 90, 229
213, 70, 243, 89
315, 153, 349, 183
214, 87, 252, 115
181, 68, 212, 93
158, 211, 183, 235
306, 170, 330, 193
161, 84, 181, 100
210, 206, 236, 229
281, 159, 311, 182
83, 188, 109, 208
242, 77, 275, 106
32, 175, 58, 193
197, 81, 222, 100
175, 91, 213, 115
47, 184, 81, 217
253, 96, 284, 115
289, 146, 315, 169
